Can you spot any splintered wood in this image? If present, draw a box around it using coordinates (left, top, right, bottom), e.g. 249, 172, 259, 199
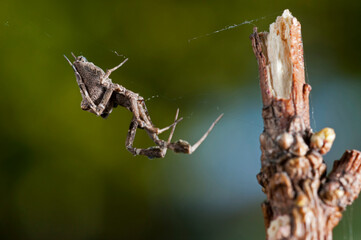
250, 9, 361, 240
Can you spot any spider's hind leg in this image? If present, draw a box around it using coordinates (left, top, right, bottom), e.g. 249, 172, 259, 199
125, 109, 182, 159
167, 113, 224, 154
125, 110, 223, 158
138, 98, 183, 135
125, 117, 168, 159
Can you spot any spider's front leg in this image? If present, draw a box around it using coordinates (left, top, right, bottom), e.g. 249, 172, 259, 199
100, 58, 128, 85
91, 58, 128, 115
64, 55, 98, 113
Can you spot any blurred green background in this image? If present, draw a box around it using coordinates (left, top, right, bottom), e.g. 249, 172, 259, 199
1, 0, 361, 239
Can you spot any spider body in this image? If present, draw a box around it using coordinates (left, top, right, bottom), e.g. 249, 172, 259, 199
65, 53, 223, 158
72, 56, 128, 118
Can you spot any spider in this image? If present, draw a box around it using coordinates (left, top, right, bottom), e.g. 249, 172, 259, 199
64, 53, 223, 158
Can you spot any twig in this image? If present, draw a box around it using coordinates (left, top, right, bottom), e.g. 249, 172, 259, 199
250, 9, 361, 240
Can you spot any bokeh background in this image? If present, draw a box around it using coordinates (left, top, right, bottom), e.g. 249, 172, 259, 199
1, 0, 361, 239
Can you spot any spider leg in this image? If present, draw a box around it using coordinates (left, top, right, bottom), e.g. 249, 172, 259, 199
128, 92, 146, 128
94, 83, 126, 115
126, 92, 159, 132
100, 58, 128, 84
112, 83, 126, 93
137, 97, 183, 135
143, 108, 181, 154
167, 108, 179, 144
137, 96, 156, 126
137, 97, 155, 130
125, 117, 138, 155
94, 88, 113, 115
158, 117, 183, 134
167, 113, 224, 154
71, 52, 77, 59
64, 55, 98, 113
125, 111, 222, 158
125, 117, 167, 158
125, 109, 183, 158
64, 55, 73, 65
137, 98, 183, 134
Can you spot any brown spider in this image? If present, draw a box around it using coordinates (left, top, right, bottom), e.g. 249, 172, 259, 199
64, 53, 223, 158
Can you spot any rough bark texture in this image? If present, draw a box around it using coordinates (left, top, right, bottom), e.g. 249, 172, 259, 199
250, 10, 361, 240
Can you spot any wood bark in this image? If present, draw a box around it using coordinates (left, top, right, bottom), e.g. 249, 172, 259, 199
250, 10, 361, 240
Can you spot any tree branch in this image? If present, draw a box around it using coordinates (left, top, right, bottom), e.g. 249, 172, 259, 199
250, 9, 361, 240
320, 150, 361, 220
